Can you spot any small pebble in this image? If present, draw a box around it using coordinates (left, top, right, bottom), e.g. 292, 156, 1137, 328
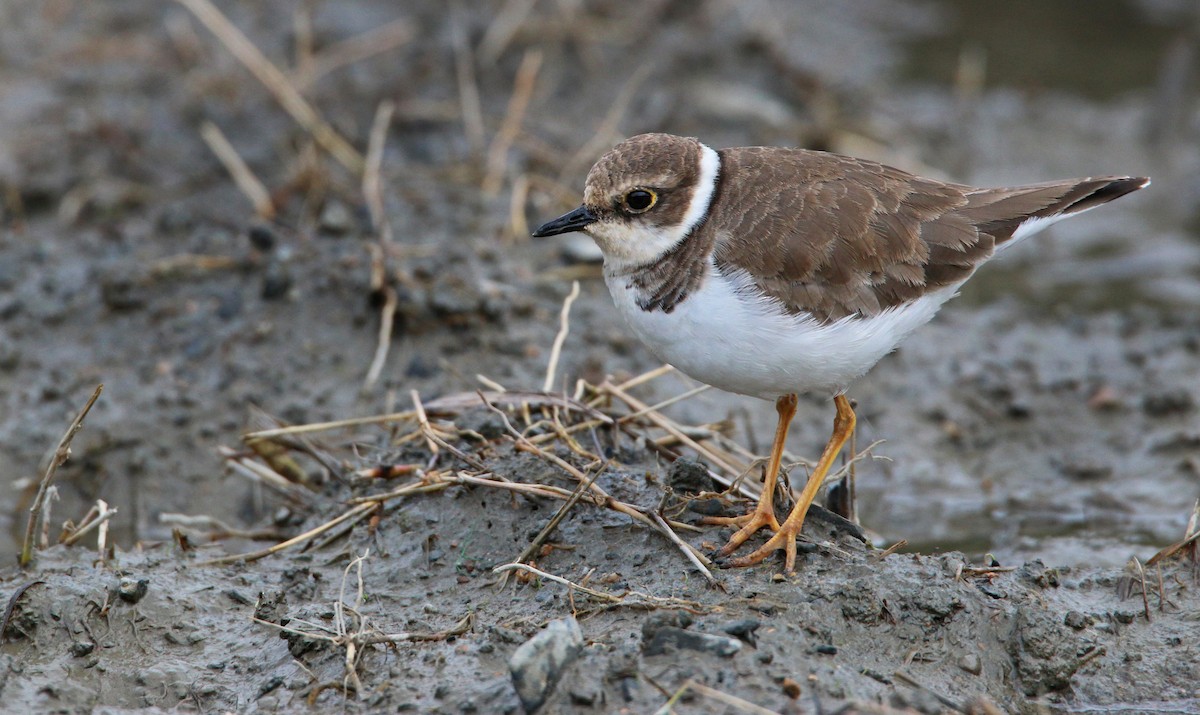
748, 601, 778, 616
1142, 391, 1194, 417
117, 578, 149, 604
247, 223, 277, 252
721, 619, 761, 646
1054, 456, 1113, 481
224, 590, 253, 606
1064, 611, 1091, 630
641, 611, 692, 637
70, 641, 95, 658
257, 676, 284, 698
666, 458, 715, 495
260, 260, 291, 300
780, 677, 802, 699
643, 627, 742, 658
318, 199, 354, 235
957, 653, 982, 675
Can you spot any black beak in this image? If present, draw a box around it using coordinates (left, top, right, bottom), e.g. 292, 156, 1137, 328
532, 206, 597, 237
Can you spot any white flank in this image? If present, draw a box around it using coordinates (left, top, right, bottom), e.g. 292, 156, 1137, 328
992, 213, 1071, 255
606, 260, 963, 400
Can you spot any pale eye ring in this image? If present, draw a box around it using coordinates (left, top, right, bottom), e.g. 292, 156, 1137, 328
622, 189, 657, 213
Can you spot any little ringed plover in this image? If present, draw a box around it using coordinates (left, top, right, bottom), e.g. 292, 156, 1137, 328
533, 133, 1149, 572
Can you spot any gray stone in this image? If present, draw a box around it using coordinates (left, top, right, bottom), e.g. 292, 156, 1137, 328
666, 458, 714, 494
508, 617, 584, 713
1064, 610, 1091, 629
957, 652, 982, 675
721, 618, 761, 646
640, 610, 693, 637
643, 626, 742, 658
70, 641, 94, 658
318, 199, 354, 234
1142, 390, 1194, 417
116, 577, 149, 604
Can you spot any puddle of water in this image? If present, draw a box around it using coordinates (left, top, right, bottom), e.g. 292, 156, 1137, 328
904, 0, 1182, 99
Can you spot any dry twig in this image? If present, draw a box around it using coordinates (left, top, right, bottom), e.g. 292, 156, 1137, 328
483, 49, 542, 195
653, 678, 781, 715
220, 446, 317, 507
872, 539, 908, 561
174, 0, 365, 173
356, 99, 405, 396
2, 581, 45, 644
1146, 499, 1200, 567
363, 286, 398, 390
351, 471, 578, 507
244, 411, 418, 440
561, 62, 652, 181
479, 395, 711, 576
501, 464, 606, 587
362, 100, 395, 234
196, 502, 377, 566
892, 671, 966, 713
478, 0, 538, 62
60, 499, 119, 548
494, 562, 623, 603
159, 513, 286, 542
450, 2, 485, 152
20, 384, 102, 567
411, 390, 441, 455
508, 173, 531, 239
199, 121, 275, 218
252, 550, 473, 702
294, 19, 415, 87
542, 280, 580, 392
493, 563, 706, 614
602, 379, 744, 476
650, 511, 719, 588
38, 487, 58, 549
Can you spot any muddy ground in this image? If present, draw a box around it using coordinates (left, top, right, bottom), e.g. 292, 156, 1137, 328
2, 1, 1200, 713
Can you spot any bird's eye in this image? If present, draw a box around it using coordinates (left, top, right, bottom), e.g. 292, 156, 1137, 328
623, 189, 657, 214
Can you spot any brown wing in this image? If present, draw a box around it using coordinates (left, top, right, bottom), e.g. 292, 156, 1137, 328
708, 146, 1146, 323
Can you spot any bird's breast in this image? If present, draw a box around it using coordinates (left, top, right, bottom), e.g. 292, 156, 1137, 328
604, 262, 958, 399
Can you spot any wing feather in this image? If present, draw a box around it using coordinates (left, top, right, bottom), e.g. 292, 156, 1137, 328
707, 147, 1143, 322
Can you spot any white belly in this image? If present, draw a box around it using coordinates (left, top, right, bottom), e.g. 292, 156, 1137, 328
605, 263, 959, 400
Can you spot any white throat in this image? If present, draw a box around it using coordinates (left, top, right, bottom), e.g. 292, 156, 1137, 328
595, 143, 721, 273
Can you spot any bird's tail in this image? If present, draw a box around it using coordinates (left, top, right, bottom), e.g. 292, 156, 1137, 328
963, 175, 1150, 251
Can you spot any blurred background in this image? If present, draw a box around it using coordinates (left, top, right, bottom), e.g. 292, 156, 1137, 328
1, 0, 1197, 566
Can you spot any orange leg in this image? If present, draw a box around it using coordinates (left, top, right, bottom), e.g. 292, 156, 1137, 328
722, 394, 856, 572
702, 393, 797, 556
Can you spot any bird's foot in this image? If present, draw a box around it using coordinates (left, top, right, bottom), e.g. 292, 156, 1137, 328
718, 520, 801, 572
701, 506, 780, 558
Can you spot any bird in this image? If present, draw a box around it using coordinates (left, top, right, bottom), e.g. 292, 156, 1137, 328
532, 133, 1149, 572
